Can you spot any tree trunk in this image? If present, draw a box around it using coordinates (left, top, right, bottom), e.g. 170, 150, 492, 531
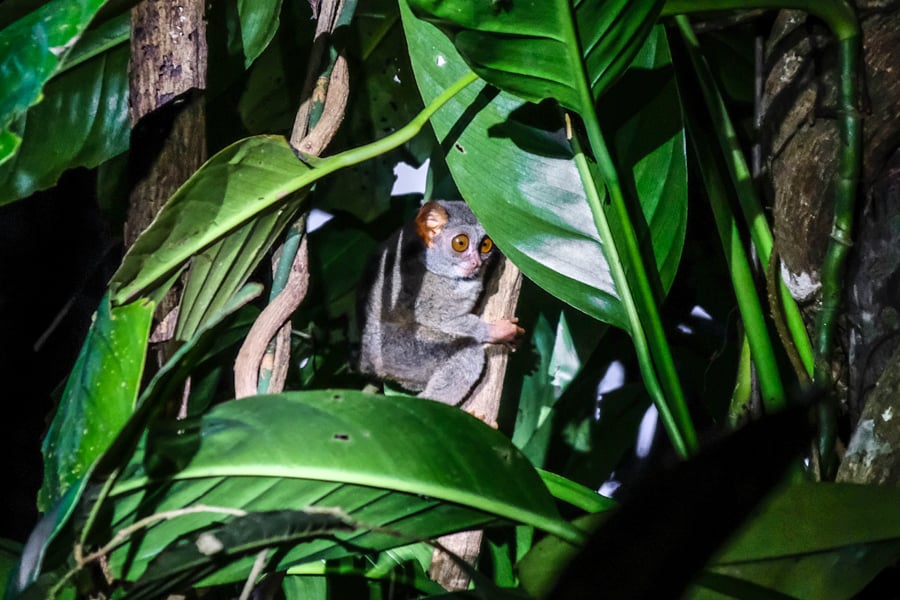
126, 0, 208, 333
761, 2, 900, 481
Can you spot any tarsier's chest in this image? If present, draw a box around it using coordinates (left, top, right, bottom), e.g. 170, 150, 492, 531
409, 270, 482, 317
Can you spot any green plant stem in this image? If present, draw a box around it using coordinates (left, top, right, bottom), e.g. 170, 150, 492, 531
561, 3, 699, 457
729, 334, 753, 427
303, 70, 479, 175
538, 469, 616, 513
719, 208, 786, 413
270, 222, 305, 302
685, 106, 786, 411
674, 16, 814, 379
572, 117, 697, 458
813, 34, 860, 478
668, 3, 861, 477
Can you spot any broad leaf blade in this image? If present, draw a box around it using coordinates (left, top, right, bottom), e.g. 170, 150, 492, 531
175, 193, 304, 340
105, 391, 580, 584
696, 541, 900, 600
131, 509, 353, 598
109, 135, 311, 304
237, 0, 282, 67
0, 38, 129, 205
401, 7, 686, 329
0, 0, 112, 165
721, 482, 900, 562
38, 294, 153, 511
689, 482, 900, 600
408, 0, 664, 111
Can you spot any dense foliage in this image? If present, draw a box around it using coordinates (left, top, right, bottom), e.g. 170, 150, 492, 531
1, 0, 897, 598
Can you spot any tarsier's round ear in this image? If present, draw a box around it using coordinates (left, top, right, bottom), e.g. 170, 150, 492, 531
415, 201, 449, 248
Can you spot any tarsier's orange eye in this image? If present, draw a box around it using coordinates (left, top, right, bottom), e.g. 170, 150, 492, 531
480, 237, 494, 254
452, 234, 470, 252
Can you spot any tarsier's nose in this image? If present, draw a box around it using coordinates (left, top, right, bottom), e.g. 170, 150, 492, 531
461, 256, 482, 277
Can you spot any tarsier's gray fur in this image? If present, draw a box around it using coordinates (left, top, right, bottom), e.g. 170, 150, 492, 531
356, 200, 503, 405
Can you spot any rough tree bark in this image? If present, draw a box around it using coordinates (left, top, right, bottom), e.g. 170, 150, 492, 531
126, 0, 207, 334
761, 1, 900, 482
429, 258, 523, 590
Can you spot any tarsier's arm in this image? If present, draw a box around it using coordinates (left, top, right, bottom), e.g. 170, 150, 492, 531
417, 304, 523, 346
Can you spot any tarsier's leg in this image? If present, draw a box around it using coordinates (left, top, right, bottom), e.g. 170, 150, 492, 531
419, 344, 485, 405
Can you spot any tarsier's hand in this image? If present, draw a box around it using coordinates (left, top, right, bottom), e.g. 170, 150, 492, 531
488, 318, 525, 348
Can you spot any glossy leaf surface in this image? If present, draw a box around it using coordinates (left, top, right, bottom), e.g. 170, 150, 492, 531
237, 0, 282, 67
38, 294, 153, 511
402, 7, 686, 330
0, 0, 111, 165
0, 19, 130, 204
105, 391, 580, 584
407, 0, 664, 110
109, 135, 311, 304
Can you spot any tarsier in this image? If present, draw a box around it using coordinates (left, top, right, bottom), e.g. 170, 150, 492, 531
356, 200, 524, 405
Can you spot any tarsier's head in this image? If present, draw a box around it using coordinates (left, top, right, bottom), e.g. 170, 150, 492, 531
415, 200, 496, 280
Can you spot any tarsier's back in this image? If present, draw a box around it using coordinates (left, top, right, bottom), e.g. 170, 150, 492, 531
356, 200, 523, 405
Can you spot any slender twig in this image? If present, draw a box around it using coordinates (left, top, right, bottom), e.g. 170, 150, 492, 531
239, 549, 271, 600
53, 505, 248, 597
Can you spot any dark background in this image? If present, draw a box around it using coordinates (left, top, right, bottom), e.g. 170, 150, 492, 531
0, 169, 118, 542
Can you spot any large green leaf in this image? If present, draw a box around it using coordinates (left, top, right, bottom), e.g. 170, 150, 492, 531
103, 391, 581, 586
13, 291, 261, 599
408, 0, 664, 110
37, 294, 153, 512
403, 0, 696, 455
109, 135, 312, 305
130, 509, 354, 598
174, 193, 304, 340
719, 482, 900, 562
0, 0, 112, 166
110, 67, 477, 306
689, 482, 900, 599
401, 7, 686, 330
237, 0, 282, 67
0, 32, 129, 205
